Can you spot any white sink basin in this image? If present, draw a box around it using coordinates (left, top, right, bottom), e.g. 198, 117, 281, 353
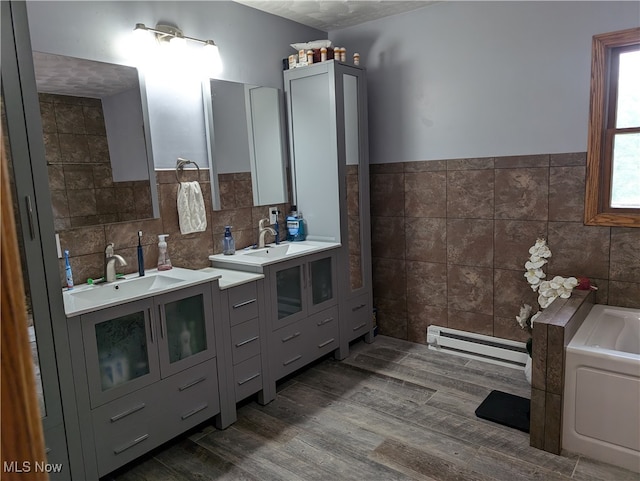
209, 240, 342, 274
242, 243, 315, 259
68, 274, 184, 304
63, 268, 221, 317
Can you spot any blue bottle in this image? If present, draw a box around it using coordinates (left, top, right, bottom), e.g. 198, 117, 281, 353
223, 226, 235, 255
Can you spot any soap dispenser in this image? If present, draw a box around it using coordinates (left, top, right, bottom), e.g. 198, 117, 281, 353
157, 234, 172, 270
223, 226, 235, 255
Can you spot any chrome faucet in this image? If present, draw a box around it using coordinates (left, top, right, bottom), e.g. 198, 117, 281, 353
257, 218, 276, 249
104, 243, 127, 282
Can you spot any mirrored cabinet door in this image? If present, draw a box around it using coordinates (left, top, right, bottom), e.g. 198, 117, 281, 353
157, 284, 215, 378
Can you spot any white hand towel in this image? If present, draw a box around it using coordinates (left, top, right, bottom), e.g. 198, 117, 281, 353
177, 181, 207, 235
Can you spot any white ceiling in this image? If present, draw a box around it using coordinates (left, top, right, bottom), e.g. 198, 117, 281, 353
33, 52, 138, 98
234, 0, 438, 32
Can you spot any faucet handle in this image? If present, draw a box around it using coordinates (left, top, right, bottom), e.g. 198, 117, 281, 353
259, 218, 270, 229
105, 243, 114, 257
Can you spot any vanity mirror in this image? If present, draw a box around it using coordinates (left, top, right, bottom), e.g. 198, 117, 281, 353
203, 79, 288, 209
33, 51, 159, 229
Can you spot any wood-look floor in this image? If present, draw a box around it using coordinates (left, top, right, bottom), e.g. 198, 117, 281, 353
109, 336, 638, 481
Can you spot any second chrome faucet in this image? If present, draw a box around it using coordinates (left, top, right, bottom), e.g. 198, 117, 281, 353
257, 218, 276, 249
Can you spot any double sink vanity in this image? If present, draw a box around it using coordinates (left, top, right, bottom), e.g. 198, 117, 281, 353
62, 240, 348, 478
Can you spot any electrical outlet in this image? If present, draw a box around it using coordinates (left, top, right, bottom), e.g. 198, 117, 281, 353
269, 207, 278, 225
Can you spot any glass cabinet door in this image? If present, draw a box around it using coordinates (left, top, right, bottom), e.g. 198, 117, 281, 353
82, 298, 159, 408
310, 256, 334, 306
273, 263, 304, 328
157, 284, 215, 378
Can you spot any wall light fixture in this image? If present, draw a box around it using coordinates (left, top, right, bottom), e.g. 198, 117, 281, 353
134, 23, 222, 73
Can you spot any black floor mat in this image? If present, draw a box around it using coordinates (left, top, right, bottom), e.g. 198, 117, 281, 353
475, 390, 530, 433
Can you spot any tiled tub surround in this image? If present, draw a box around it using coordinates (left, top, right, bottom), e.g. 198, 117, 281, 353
529, 289, 595, 455
40, 93, 153, 229
56, 169, 289, 287
369, 153, 640, 344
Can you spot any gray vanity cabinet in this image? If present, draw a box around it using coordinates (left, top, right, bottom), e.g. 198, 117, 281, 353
284, 61, 374, 360
265, 250, 339, 383
68, 282, 224, 478
219, 279, 272, 406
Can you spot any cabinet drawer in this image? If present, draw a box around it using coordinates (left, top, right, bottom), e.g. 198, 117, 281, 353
310, 306, 339, 358
231, 317, 261, 365
92, 384, 159, 477
233, 355, 262, 401
347, 294, 371, 339
272, 320, 308, 380
165, 358, 220, 435
228, 282, 259, 326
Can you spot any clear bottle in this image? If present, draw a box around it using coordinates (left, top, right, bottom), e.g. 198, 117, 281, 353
223, 226, 235, 255
157, 234, 172, 270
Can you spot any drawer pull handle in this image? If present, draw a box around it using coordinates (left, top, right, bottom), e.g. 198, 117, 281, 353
181, 403, 208, 420
352, 303, 367, 312
233, 298, 257, 309
110, 403, 146, 423
353, 322, 367, 331
317, 317, 334, 326
281, 332, 301, 343
114, 434, 149, 455
235, 335, 259, 347
179, 376, 207, 392
283, 355, 302, 366
318, 338, 335, 348
238, 372, 260, 385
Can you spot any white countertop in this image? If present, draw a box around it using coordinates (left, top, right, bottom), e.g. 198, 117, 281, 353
63, 267, 221, 317
199, 267, 264, 290
209, 240, 341, 273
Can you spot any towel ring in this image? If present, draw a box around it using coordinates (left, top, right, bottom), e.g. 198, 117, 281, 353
175, 158, 201, 182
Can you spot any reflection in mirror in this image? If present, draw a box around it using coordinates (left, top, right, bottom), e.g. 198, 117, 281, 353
344, 73, 363, 291
203, 79, 288, 209
32, 52, 159, 229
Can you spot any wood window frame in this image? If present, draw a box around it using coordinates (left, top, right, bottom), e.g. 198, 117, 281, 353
584, 27, 640, 227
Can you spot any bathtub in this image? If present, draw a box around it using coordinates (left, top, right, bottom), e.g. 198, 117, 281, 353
563, 304, 640, 473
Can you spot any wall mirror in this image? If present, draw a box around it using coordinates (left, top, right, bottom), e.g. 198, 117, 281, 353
32, 51, 159, 230
203, 79, 288, 209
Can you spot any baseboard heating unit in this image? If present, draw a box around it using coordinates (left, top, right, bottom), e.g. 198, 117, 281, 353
426, 326, 528, 369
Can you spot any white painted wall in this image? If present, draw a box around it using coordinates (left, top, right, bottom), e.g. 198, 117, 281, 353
26, 1, 323, 170
330, 1, 640, 164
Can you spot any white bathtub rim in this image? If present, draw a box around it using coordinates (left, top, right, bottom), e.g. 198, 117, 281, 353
568, 304, 640, 357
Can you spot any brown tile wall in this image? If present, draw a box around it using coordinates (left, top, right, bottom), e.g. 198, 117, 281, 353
57, 168, 289, 287
40, 94, 153, 229
530, 289, 595, 454
370, 153, 640, 344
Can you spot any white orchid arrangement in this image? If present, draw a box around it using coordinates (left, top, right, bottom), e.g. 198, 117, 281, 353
517, 238, 578, 354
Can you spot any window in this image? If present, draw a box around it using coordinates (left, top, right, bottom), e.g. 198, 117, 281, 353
585, 28, 640, 227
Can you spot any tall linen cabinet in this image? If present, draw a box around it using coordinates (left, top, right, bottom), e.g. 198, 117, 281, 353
283, 60, 374, 358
